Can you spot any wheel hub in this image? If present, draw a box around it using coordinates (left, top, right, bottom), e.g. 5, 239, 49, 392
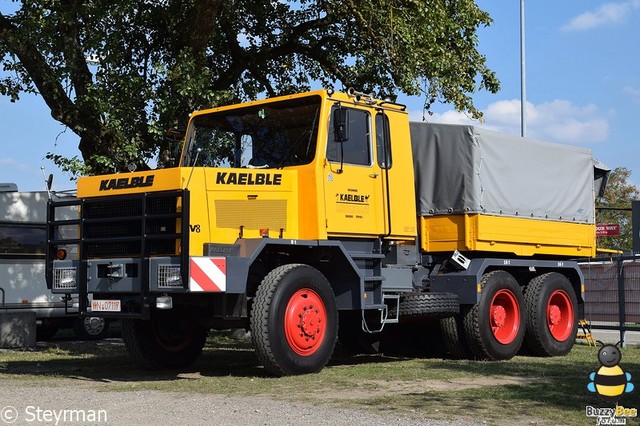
548, 304, 561, 326
298, 305, 322, 340
491, 305, 507, 328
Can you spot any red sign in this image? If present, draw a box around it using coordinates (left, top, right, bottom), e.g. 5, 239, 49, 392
596, 224, 620, 236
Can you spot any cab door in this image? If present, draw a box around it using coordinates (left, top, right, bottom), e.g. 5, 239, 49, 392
323, 106, 385, 236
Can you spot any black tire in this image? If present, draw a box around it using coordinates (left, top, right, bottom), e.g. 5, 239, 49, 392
440, 307, 473, 359
250, 264, 338, 376
463, 270, 525, 361
74, 317, 109, 340
399, 292, 459, 321
122, 308, 207, 370
524, 272, 578, 357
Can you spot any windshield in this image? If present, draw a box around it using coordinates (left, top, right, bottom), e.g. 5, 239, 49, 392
182, 95, 321, 168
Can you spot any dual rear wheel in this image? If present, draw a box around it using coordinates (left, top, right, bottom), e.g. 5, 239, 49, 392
441, 270, 578, 360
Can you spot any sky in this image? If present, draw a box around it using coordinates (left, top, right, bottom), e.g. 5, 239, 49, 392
1, 0, 639, 192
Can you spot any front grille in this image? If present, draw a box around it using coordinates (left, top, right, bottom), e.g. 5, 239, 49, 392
82, 191, 184, 258
84, 198, 142, 218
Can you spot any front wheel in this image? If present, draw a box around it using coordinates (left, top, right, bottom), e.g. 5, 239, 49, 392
122, 308, 208, 370
250, 264, 338, 376
463, 270, 525, 360
524, 272, 578, 356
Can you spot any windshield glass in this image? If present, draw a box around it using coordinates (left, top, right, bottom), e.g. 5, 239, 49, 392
182, 95, 321, 168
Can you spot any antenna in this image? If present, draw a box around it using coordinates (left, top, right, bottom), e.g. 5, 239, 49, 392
185, 148, 202, 189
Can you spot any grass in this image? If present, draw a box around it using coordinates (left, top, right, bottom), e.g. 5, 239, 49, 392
1, 331, 639, 425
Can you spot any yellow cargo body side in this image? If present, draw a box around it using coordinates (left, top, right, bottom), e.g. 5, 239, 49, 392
421, 214, 596, 257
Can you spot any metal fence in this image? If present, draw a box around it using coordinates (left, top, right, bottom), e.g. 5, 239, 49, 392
581, 255, 640, 344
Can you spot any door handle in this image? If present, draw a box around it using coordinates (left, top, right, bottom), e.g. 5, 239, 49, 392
369, 173, 379, 178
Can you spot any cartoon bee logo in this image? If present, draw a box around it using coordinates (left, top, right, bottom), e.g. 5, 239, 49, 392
587, 341, 634, 399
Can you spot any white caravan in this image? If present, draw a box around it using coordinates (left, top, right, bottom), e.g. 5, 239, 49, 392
0, 189, 108, 339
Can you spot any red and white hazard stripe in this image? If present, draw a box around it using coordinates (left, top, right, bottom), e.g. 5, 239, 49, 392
189, 257, 226, 292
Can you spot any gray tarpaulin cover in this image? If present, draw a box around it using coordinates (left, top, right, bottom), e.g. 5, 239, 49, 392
410, 122, 595, 224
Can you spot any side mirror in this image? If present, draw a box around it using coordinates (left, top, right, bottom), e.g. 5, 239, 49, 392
333, 108, 349, 143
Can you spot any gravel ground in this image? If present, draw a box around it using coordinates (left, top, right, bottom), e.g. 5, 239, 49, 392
0, 381, 482, 426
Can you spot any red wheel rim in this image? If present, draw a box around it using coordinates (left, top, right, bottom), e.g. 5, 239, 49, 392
284, 288, 327, 356
547, 289, 574, 341
489, 289, 520, 344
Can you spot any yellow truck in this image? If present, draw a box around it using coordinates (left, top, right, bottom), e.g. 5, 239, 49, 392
46, 89, 601, 375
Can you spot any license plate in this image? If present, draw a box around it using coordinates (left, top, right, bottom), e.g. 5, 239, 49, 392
91, 299, 121, 312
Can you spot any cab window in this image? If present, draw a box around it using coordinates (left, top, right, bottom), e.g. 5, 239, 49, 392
0, 224, 46, 256
327, 107, 371, 166
375, 113, 392, 169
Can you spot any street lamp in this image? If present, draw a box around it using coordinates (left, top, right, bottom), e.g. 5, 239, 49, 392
520, 0, 527, 138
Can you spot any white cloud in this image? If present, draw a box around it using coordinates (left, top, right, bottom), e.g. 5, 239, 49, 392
623, 86, 640, 104
422, 99, 609, 145
561, 0, 640, 31
0, 158, 30, 171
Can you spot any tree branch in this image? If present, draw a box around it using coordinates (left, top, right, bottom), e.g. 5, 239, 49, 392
187, 0, 225, 56
55, 0, 94, 99
214, 13, 340, 91
0, 13, 76, 125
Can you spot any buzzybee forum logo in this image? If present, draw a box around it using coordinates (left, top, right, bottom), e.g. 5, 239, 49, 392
586, 341, 637, 425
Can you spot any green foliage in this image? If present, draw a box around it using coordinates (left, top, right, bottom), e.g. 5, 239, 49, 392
44, 153, 89, 179
0, 0, 499, 175
596, 167, 640, 251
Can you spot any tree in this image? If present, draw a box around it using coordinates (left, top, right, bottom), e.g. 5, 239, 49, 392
596, 167, 640, 252
0, 0, 499, 175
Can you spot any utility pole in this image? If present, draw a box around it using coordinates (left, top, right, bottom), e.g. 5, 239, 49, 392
520, 0, 527, 138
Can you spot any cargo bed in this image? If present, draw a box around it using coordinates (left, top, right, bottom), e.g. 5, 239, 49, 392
421, 214, 595, 257
410, 122, 597, 258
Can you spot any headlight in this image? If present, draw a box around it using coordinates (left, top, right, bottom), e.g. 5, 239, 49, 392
53, 267, 77, 290
158, 265, 182, 288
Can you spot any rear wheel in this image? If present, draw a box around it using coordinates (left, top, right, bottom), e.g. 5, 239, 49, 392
250, 264, 338, 376
463, 270, 525, 360
440, 307, 473, 359
524, 272, 578, 356
122, 308, 207, 370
